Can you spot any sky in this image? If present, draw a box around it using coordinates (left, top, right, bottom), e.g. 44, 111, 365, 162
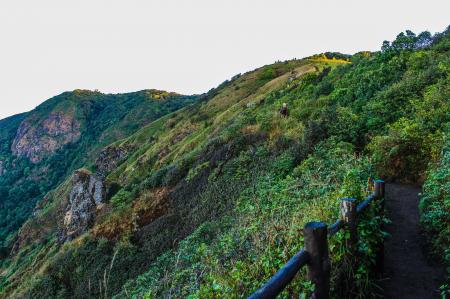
0, 0, 449, 119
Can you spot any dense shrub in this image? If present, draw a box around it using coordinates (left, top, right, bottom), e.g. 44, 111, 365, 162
117, 139, 382, 298
111, 189, 134, 208
419, 134, 450, 260
258, 67, 277, 81
369, 118, 435, 182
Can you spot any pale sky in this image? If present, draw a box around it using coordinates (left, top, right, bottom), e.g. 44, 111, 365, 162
0, 0, 449, 120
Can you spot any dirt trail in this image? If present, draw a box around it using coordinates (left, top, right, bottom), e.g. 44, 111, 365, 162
383, 184, 445, 299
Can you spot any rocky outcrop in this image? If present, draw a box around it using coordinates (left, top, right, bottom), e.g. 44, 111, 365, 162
58, 169, 105, 243
95, 145, 128, 176
11, 112, 81, 163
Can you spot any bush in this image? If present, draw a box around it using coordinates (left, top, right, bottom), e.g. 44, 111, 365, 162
258, 67, 277, 81
369, 118, 439, 182
162, 158, 193, 186
419, 135, 450, 260
111, 189, 134, 208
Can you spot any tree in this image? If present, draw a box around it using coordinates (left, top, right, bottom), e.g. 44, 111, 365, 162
392, 30, 417, 50
415, 31, 433, 48
381, 40, 391, 52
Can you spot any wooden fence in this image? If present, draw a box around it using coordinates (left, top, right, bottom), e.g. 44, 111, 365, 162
248, 180, 386, 299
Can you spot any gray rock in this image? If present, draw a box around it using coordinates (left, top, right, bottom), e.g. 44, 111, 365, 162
58, 169, 105, 243
95, 145, 128, 176
11, 112, 81, 163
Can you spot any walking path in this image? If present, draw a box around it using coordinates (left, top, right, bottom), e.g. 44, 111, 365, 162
383, 184, 445, 299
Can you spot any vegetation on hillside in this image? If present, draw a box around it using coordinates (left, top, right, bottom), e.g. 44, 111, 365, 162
0, 90, 196, 247
419, 131, 449, 294
0, 27, 448, 298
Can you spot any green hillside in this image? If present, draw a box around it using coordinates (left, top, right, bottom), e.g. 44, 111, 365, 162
0, 90, 197, 247
0, 28, 449, 298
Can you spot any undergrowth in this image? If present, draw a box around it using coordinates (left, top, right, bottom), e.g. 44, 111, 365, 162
118, 140, 385, 298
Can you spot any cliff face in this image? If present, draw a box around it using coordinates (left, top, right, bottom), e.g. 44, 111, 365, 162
58, 169, 105, 243
95, 144, 129, 176
11, 112, 81, 163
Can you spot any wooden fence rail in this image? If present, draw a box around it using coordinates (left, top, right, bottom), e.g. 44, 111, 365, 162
248, 180, 385, 299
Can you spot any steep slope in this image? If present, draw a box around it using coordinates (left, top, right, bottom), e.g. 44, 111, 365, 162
2, 58, 342, 298
0, 90, 197, 247
117, 32, 449, 298
1, 28, 449, 299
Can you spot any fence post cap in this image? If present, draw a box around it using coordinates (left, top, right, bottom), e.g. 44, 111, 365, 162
304, 221, 327, 230
340, 198, 357, 202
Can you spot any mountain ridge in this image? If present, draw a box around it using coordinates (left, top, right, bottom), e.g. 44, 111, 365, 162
0, 89, 197, 248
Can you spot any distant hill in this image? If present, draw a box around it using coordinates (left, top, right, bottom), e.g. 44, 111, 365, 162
0, 89, 197, 246
0, 27, 448, 298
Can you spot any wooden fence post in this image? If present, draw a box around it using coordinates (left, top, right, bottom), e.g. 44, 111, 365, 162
340, 198, 358, 252
304, 221, 330, 299
373, 180, 385, 273
339, 198, 358, 297
374, 180, 385, 200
